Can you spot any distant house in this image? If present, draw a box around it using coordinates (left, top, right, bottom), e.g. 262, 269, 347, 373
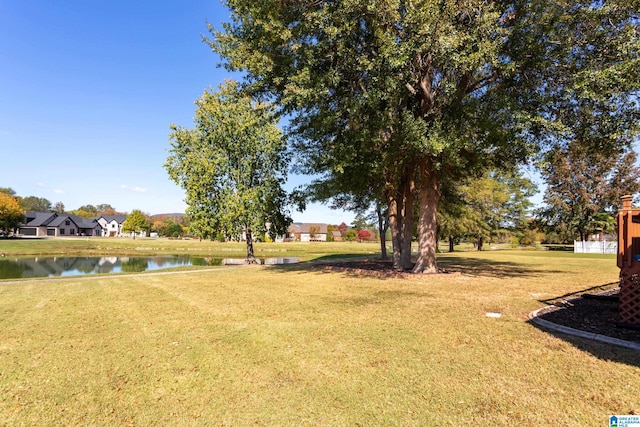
288, 223, 328, 242
331, 230, 343, 242
19, 212, 102, 237
95, 215, 127, 237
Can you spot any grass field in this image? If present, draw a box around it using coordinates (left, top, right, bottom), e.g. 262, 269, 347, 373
0, 237, 381, 261
0, 239, 638, 426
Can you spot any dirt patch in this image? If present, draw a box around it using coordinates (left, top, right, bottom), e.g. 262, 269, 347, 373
311, 258, 458, 279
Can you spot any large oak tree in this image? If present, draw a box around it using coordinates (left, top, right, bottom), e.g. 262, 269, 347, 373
210, 0, 639, 272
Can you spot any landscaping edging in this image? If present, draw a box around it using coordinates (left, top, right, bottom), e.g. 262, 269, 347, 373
529, 305, 640, 352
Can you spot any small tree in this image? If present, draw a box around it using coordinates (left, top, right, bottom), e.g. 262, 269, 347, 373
122, 210, 149, 239
309, 225, 319, 240
0, 193, 24, 235
166, 222, 184, 238
96, 204, 116, 215
53, 202, 65, 214
165, 81, 292, 262
326, 224, 337, 242
587, 213, 616, 242
357, 229, 372, 242
152, 219, 168, 237
344, 229, 357, 242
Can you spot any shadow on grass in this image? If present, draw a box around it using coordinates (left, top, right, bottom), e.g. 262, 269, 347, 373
437, 255, 565, 278
535, 282, 620, 306
530, 325, 640, 367
266, 253, 561, 280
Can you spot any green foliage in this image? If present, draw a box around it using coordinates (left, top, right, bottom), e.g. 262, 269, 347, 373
71, 205, 99, 219
353, 211, 379, 231
166, 222, 184, 238
438, 170, 536, 249
122, 210, 149, 235
344, 229, 357, 242
539, 143, 640, 241
20, 196, 52, 212
587, 213, 616, 241
71, 205, 98, 219
519, 229, 539, 247
211, 0, 639, 272
165, 81, 292, 258
120, 258, 148, 273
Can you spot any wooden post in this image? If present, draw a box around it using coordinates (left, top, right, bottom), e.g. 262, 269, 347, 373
617, 195, 640, 328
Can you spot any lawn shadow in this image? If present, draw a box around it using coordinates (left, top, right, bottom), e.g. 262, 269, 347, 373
437, 255, 564, 278
266, 253, 560, 280
530, 325, 640, 367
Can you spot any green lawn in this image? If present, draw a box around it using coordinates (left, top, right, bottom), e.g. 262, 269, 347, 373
0, 241, 637, 426
0, 237, 381, 261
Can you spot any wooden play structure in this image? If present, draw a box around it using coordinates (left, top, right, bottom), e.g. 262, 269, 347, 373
616, 195, 640, 328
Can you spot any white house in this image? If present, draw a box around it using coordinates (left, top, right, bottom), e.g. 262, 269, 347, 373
95, 215, 127, 237
288, 223, 328, 242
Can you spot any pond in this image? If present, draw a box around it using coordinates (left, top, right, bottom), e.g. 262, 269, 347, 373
0, 255, 300, 280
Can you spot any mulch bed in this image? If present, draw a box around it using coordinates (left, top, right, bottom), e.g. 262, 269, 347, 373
535, 291, 640, 344
313, 258, 640, 344
311, 258, 453, 279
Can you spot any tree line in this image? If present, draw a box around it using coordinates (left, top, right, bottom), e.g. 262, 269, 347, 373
0, 188, 188, 238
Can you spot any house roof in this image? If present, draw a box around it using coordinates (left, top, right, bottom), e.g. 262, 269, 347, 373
24, 212, 57, 226
23, 212, 100, 230
97, 215, 127, 223
47, 215, 78, 227
45, 214, 98, 229
71, 215, 101, 229
289, 223, 328, 234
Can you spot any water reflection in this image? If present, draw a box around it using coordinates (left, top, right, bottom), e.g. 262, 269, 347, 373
0, 256, 299, 280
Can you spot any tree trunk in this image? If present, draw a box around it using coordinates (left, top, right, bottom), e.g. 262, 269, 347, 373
245, 226, 258, 264
387, 190, 403, 270
449, 236, 455, 253
477, 236, 484, 251
412, 167, 441, 274
400, 175, 415, 270
376, 201, 388, 260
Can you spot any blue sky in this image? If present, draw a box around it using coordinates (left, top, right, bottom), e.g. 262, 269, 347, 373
0, 1, 355, 224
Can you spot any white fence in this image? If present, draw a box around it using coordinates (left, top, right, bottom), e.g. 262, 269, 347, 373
574, 240, 617, 254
